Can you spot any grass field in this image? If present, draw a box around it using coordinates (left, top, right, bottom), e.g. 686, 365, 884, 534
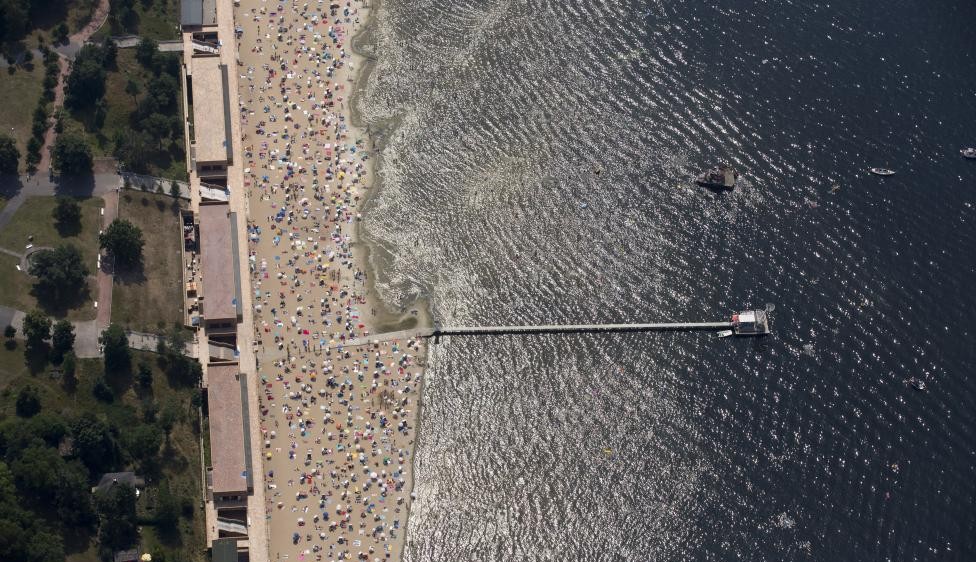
0, 348, 207, 562
0, 196, 103, 264
0, 196, 103, 320
113, 191, 186, 331
0, 63, 46, 173
64, 49, 187, 179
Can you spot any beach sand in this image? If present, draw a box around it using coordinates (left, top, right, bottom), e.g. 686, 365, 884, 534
231, 0, 427, 560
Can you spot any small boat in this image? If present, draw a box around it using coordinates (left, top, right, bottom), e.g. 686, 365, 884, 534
717, 330, 734, 338
907, 377, 926, 391
695, 164, 737, 190
869, 168, 896, 176
961, 148, 976, 159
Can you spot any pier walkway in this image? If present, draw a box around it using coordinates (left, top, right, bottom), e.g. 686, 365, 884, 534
344, 320, 737, 347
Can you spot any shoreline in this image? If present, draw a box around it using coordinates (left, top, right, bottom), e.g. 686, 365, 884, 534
232, 0, 428, 559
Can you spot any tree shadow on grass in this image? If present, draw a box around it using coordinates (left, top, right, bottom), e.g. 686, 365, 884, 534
24, 344, 50, 374
0, 175, 23, 199
114, 261, 147, 286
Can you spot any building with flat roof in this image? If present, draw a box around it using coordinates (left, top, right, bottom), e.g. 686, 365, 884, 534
205, 364, 253, 542
198, 202, 242, 333
207, 364, 251, 498
187, 55, 232, 179
180, 0, 217, 28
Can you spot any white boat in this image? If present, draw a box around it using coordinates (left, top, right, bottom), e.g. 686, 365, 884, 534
961, 148, 976, 159
717, 330, 734, 338
869, 168, 895, 176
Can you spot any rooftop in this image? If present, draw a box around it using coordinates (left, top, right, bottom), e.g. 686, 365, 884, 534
199, 203, 238, 321
208, 364, 247, 495
190, 56, 231, 164
181, 0, 216, 27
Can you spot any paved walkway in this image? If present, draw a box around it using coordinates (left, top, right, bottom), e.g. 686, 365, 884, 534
0, 173, 122, 232
0, 305, 99, 357
96, 190, 118, 331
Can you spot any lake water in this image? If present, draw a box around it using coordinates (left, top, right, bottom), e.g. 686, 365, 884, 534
355, 0, 976, 559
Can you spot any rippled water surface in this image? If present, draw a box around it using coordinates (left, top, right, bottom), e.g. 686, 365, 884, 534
355, 0, 976, 559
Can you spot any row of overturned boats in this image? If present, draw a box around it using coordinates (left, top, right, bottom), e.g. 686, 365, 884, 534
696, 147, 976, 190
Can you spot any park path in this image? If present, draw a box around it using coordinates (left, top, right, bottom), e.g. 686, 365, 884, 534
0, 173, 122, 233
95, 189, 118, 331
38, 0, 111, 174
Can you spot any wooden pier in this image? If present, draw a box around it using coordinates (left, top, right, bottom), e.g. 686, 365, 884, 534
343, 310, 770, 347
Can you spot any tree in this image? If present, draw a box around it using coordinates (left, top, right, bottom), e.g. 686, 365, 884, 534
102, 36, 117, 66
96, 482, 138, 550
21, 309, 51, 354
0, 133, 19, 174
137, 362, 153, 388
99, 219, 144, 268
15, 386, 41, 418
54, 22, 69, 44
124, 424, 161, 464
124, 78, 140, 103
28, 244, 89, 307
52, 197, 81, 233
114, 129, 153, 172
62, 351, 77, 386
56, 460, 96, 527
51, 133, 93, 176
10, 445, 63, 498
51, 319, 75, 363
71, 412, 118, 474
169, 181, 181, 199
3, 325, 14, 339
65, 48, 106, 109
142, 113, 171, 149
135, 37, 158, 68
100, 323, 130, 375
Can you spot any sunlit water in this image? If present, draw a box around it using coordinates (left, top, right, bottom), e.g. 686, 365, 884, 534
354, 0, 976, 559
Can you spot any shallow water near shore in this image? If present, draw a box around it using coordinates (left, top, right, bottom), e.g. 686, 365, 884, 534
356, 0, 976, 560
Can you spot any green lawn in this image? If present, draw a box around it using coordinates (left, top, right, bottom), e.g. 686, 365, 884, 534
0, 349, 207, 562
0, 196, 103, 264
65, 49, 187, 179
113, 192, 186, 331
0, 196, 103, 320
0, 63, 46, 173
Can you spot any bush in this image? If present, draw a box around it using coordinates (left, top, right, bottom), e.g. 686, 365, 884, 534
92, 377, 114, 402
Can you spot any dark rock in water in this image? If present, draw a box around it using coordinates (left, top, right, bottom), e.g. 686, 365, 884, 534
695, 164, 737, 189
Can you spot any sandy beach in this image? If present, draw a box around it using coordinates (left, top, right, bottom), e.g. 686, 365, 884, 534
231, 0, 426, 560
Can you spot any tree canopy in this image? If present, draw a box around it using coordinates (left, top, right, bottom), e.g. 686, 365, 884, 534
20, 310, 50, 354
99, 219, 144, 269
51, 133, 93, 177
51, 320, 75, 363
28, 244, 89, 308
65, 44, 107, 110
100, 323, 130, 376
